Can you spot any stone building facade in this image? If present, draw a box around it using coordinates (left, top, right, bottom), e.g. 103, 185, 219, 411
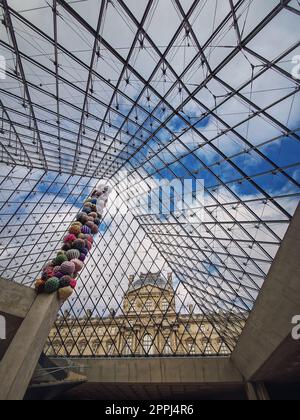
47, 273, 242, 357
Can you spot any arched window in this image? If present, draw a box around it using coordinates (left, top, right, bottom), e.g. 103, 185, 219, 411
92, 339, 100, 353
53, 339, 61, 353
143, 334, 154, 355
78, 340, 87, 353
66, 339, 74, 352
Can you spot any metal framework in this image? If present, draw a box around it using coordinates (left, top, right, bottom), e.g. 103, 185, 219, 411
0, 0, 299, 357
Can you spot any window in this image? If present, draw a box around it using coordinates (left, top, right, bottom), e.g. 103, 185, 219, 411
128, 300, 139, 312
162, 299, 169, 311
106, 341, 114, 356
144, 300, 154, 311
92, 339, 100, 353
200, 325, 206, 333
186, 340, 196, 355
78, 340, 86, 353
201, 338, 208, 346
66, 340, 74, 352
143, 334, 154, 354
124, 336, 133, 355
110, 327, 117, 335
163, 338, 172, 355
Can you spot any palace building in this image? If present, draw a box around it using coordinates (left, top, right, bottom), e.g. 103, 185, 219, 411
46, 273, 242, 357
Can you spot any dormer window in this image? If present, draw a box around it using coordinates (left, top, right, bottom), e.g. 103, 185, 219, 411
144, 300, 154, 311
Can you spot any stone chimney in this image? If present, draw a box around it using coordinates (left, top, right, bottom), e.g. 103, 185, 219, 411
167, 272, 173, 288
85, 309, 93, 320
128, 274, 135, 288
109, 308, 116, 318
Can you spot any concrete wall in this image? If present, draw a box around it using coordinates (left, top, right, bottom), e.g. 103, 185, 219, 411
54, 357, 243, 385
0, 278, 37, 362
0, 278, 62, 400
231, 204, 300, 381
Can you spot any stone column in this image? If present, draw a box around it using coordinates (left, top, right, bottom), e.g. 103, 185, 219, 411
133, 326, 141, 355
256, 382, 270, 401
154, 323, 161, 355
245, 382, 270, 401
172, 326, 179, 354
0, 293, 61, 400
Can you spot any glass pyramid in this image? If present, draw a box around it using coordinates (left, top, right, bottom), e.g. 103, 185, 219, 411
0, 0, 299, 357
